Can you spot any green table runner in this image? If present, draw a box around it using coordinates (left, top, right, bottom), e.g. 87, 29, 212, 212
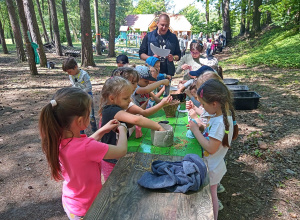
127, 103, 203, 157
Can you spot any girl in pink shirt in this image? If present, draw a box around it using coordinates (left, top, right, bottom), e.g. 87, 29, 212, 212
39, 87, 128, 219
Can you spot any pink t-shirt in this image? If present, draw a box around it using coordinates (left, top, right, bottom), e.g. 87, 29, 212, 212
59, 135, 109, 216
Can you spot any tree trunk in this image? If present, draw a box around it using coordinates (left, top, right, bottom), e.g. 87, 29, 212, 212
16, 0, 38, 75
239, 0, 246, 35
108, 0, 116, 57
70, 20, 79, 42
245, 0, 252, 34
9, 23, 15, 44
23, 0, 47, 67
80, 0, 95, 66
48, 0, 53, 42
6, 0, 27, 61
94, 0, 102, 55
0, 19, 9, 54
48, 0, 62, 55
222, 0, 232, 41
35, 0, 50, 43
252, 0, 262, 34
61, 0, 73, 47
205, 0, 210, 25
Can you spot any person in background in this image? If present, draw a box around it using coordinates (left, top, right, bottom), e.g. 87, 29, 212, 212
62, 57, 97, 132
116, 54, 129, 67
132, 65, 170, 108
139, 13, 181, 96
39, 87, 128, 219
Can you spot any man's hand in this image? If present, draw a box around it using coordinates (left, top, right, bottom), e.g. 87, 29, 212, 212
167, 54, 173, 62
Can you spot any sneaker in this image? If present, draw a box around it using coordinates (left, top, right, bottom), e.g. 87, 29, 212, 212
218, 199, 224, 211
217, 183, 225, 193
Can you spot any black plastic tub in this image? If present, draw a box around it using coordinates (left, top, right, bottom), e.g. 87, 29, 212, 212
223, 78, 239, 85
227, 85, 249, 91
171, 93, 186, 102
233, 91, 261, 110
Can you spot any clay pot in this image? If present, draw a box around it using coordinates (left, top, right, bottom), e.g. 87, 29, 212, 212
151, 123, 174, 147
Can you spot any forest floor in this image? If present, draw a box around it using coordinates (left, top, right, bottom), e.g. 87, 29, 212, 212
0, 48, 299, 220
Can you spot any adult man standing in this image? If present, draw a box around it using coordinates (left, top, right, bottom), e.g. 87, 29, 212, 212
139, 14, 181, 78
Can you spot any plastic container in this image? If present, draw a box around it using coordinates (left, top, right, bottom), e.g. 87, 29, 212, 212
223, 78, 239, 85
227, 85, 249, 91
151, 123, 174, 147
233, 91, 261, 110
171, 93, 186, 102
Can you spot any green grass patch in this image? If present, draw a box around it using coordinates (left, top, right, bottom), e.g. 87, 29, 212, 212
225, 26, 300, 68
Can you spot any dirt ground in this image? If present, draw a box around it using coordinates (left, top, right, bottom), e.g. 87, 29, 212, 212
0, 48, 299, 220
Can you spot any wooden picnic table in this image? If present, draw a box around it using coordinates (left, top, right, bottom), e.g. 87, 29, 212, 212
84, 103, 214, 220
84, 153, 213, 220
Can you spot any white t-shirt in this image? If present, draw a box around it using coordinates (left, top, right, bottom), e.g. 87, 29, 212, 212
202, 115, 233, 185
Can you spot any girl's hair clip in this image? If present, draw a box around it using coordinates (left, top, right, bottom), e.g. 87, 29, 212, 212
200, 89, 204, 98
233, 121, 237, 125
50, 100, 57, 107
199, 43, 203, 47
224, 130, 229, 134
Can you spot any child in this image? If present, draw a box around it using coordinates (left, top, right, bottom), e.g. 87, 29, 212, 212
111, 67, 173, 117
145, 56, 172, 81
132, 65, 170, 108
188, 79, 238, 220
62, 57, 97, 132
39, 87, 128, 219
116, 54, 129, 67
99, 76, 165, 181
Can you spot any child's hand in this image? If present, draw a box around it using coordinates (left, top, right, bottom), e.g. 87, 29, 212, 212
188, 119, 199, 133
186, 100, 194, 110
161, 95, 173, 106
162, 79, 170, 86
102, 119, 119, 133
189, 109, 197, 119
166, 75, 172, 80
158, 124, 165, 131
181, 64, 191, 70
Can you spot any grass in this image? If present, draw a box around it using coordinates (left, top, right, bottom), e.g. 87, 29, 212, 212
224, 25, 300, 68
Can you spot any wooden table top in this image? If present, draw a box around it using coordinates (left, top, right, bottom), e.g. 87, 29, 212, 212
127, 103, 203, 157
84, 153, 214, 220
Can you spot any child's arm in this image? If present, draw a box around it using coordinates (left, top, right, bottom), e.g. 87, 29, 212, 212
155, 85, 165, 98
127, 95, 172, 117
90, 119, 119, 141
189, 121, 221, 154
115, 110, 164, 131
189, 109, 205, 128
136, 79, 169, 94
150, 92, 162, 103
103, 125, 128, 159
